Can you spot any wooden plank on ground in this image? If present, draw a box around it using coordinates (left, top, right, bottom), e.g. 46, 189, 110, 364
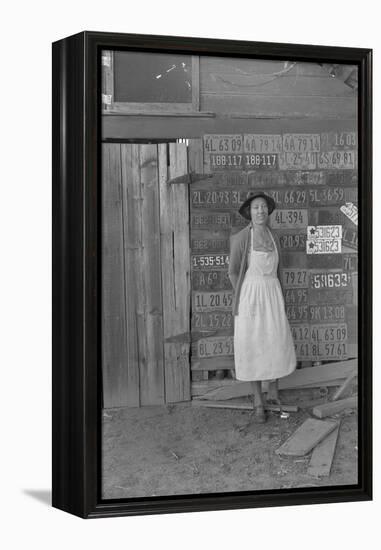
139, 144, 165, 405
307, 423, 340, 477
332, 369, 357, 401
279, 360, 357, 390
193, 360, 356, 400
159, 143, 191, 403
312, 396, 358, 418
276, 418, 338, 456
195, 380, 252, 400
102, 143, 130, 408
192, 400, 298, 412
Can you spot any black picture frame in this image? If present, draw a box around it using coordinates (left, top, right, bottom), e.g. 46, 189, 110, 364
52, 31, 372, 519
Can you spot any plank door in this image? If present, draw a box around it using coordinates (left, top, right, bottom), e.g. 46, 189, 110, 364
102, 143, 191, 408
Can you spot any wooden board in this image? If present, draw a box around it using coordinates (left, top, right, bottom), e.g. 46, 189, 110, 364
193, 360, 357, 400
276, 418, 338, 456
191, 400, 298, 412
102, 144, 134, 407
138, 145, 165, 405
307, 424, 340, 477
312, 396, 358, 418
159, 144, 191, 403
120, 144, 143, 406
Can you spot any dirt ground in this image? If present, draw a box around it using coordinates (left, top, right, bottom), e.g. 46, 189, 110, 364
102, 388, 358, 499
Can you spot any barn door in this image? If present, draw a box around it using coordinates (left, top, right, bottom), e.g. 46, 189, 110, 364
102, 143, 191, 408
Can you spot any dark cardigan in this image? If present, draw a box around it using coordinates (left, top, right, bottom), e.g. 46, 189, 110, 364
228, 223, 283, 316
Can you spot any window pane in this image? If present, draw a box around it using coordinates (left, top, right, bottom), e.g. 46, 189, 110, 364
114, 52, 192, 103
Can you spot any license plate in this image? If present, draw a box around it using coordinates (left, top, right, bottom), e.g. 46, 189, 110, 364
245, 153, 278, 169
317, 151, 356, 169
196, 336, 234, 358
209, 153, 245, 170
309, 288, 353, 305
295, 342, 348, 360
340, 203, 358, 226
342, 254, 358, 272
191, 237, 229, 253
309, 188, 346, 206
321, 132, 357, 150
284, 288, 308, 304
326, 171, 357, 186
192, 312, 233, 331
214, 172, 248, 186
270, 209, 308, 228
310, 323, 347, 342
191, 189, 249, 209
307, 239, 342, 254
191, 270, 231, 291
204, 134, 243, 154
192, 254, 229, 269
282, 269, 309, 288
283, 134, 321, 152
278, 152, 316, 170
244, 134, 283, 153
291, 324, 310, 342
342, 227, 358, 249
309, 305, 346, 323
286, 305, 308, 322
267, 189, 308, 207
310, 271, 350, 289
307, 225, 342, 239
279, 233, 307, 251
191, 212, 231, 229
193, 291, 233, 311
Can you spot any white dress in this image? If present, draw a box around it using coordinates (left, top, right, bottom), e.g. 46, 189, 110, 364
234, 228, 297, 381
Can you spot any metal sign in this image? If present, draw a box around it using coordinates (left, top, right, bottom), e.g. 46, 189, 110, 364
317, 151, 356, 169
309, 305, 346, 323
307, 239, 342, 254
191, 212, 231, 229
203, 134, 243, 154
295, 342, 348, 360
310, 271, 350, 289
284, 288, 308, 304
340, 202, 358, 226
282, 269, 309, 288
191, 270, 231, 291
191, 236, 229, 253
307, 225, 342, 239
270, 209, 308, 229
286, 305, 309, 322
192, 254, 229, 269
193, 291, 233, 312
244, 134, 283, 153
309, 187, 346, 206
196, 336, 234, 358
278, 152, 316, 170
321, 132, 357, 150
282, 134, 321, 153
192, 312, 233, 331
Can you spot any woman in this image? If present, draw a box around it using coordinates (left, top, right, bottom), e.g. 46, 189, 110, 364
228, 192, 296, 423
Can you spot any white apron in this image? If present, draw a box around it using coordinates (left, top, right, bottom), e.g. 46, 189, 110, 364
234, 229, 297, 381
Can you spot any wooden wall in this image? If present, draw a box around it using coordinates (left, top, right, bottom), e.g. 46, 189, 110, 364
188, 131, 358, 398
101, 56, 358, 406
102, 143, 190, 408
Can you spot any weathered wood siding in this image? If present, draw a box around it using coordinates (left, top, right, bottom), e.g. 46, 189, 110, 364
102, 143, 191, 407
200, 58, 357, 118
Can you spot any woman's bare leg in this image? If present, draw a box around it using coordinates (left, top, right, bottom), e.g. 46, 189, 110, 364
251, 381, 266, 422
251, 381, 264, 406
267, 379, 279, 402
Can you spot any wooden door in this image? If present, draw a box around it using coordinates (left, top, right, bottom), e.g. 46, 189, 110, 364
102, 143, 191, 408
